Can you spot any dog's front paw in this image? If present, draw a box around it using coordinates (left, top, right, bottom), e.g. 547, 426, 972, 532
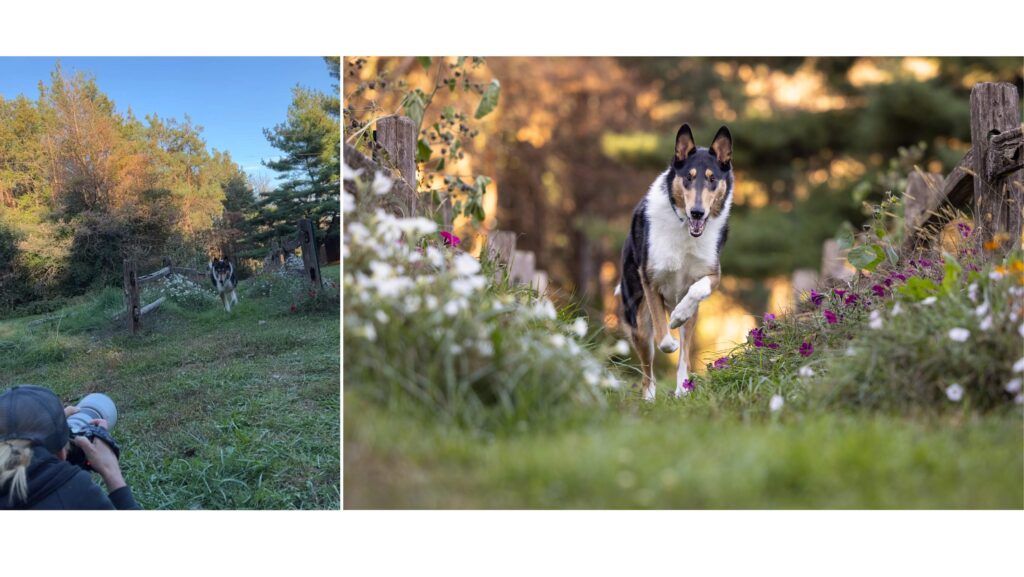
669, 298, 697, 329
642, 384, 656, 402
658, 334, 679, 353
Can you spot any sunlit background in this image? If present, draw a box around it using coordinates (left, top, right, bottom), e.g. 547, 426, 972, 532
344, 57, 1023, 373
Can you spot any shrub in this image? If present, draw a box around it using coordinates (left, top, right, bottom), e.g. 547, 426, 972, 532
343, 175, 618, 431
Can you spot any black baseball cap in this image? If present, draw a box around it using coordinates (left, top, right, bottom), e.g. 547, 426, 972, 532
0, 385, 71, 454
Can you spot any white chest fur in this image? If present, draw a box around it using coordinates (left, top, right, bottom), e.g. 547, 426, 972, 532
644, 171, 730, 304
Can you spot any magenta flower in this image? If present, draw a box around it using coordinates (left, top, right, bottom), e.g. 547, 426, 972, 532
957, 222, 972, 238
764, 313, 776, 322
834, 289, 846, 300
823, 310, 838, 324
767, 342, 780, 350
799, 341, 813, 357
439, 231, 461, 247
810, 290, 824, 306
917, 258, 932, 268
712, 356, 730, 369
893, 273, 907, 282
883, 278, 893, 288
750, 327, 765, 348
871, 284, 886, 297
682, 378, 695, 392
845, 293, 859, 306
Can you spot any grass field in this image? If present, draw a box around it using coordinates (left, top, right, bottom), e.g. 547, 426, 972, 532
0, 266, 340, 509
344, 387, 1023, 509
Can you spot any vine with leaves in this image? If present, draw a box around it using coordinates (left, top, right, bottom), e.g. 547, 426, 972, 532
343, 57, 500, 225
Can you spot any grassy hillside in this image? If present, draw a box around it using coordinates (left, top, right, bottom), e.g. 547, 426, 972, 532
0, 267, 340, 509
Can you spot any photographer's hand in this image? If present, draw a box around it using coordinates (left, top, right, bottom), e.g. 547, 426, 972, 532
71, 420, 126, 492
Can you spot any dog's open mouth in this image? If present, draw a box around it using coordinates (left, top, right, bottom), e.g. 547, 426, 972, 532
687, 218, 707, 237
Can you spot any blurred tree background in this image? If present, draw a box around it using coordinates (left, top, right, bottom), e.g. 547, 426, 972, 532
349, 57, 1022, 365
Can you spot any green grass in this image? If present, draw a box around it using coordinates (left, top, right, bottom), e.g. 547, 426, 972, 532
0, 267, 340, 509
344, 390, 1023, 509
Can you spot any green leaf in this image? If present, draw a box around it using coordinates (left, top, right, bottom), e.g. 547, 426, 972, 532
442, 106, 456, 121
897, 277, 939, 300
416, 139, 432, 163
848, 244, 885, 271
474, 79, 501, 119
416, 57, 432, 70
941, 253, 962, 295
402, 90, 428, 128
836, 225, 855, 250
455, 56, 466, 67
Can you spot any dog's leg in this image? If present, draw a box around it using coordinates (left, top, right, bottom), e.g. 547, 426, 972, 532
673, 311, 699, 397
670, 274, 719, 330
230, 289, 238, 307
640, 271, 677, 354
631, 300, 657, 401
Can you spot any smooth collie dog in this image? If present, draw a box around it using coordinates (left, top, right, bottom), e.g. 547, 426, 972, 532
618, 123, 734, 401
209, 258, 239, 312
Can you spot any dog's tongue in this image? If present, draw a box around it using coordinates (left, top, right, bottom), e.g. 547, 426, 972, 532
688, 219, 706, 236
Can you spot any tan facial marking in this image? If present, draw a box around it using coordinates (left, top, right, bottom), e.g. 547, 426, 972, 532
688, 168, 696, 178
705, 168, 713, 179
672, 175, 697, 212
707, 179, 729, 217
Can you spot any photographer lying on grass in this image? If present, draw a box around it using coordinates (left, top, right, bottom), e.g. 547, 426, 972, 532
0, 385, 141, 510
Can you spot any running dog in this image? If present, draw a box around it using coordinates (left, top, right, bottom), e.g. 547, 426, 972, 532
209, 258, 239, 312
618, 123, 733, 401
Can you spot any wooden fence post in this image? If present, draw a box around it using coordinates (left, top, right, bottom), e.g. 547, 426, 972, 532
123, 259, 140, 335
970, 82, 1022, 254
375, 116, 419, 215
298, 218, 323, 289
903, 171, 944, 246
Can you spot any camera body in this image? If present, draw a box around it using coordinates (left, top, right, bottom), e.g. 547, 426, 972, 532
66, 393, 121, 471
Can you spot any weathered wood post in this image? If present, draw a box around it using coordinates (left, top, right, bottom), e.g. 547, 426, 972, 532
903, 171, 944, 246
123, 259, 140, 335
375, 116, 419, 215
298, 218, 323, 289
162, 256, 172, 272
970, 82, 1022, 255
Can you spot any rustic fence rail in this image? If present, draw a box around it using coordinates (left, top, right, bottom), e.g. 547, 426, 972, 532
792, 82, 1022, 306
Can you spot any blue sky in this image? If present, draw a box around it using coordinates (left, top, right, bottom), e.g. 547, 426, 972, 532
0, 57, 336, 181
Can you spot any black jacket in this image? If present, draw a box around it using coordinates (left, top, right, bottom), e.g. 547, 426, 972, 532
0, 446, 141, 510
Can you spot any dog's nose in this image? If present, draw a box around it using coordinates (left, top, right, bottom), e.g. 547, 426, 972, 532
690, 208, 705, 220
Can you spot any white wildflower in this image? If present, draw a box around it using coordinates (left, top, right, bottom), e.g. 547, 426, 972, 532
1019, 324, 1024, 338
769, 394, 785, 412
613, 340, 631, 356
549, 334, 567, 348
449, 343, 463, 355
425, 246, 444, 267
476, 340, 494, 357
405, 295, 421, 314
989, 270, 1004, 281
371, 171, 394, 195
375, 310, 389, 324
361, 324, 377, 342
920, 296, 937, 306
945, 383, 964, 402
451, 275, 486, 297
572, 317, 588, 338
343, 163, 364, 181
584, 371, 600, 386
798, 365, 815, 378
395, 217, 437, 238
453, 253, 481, 276
845, 346, 857, 357
1005, 378, 1022, 394
424, 295, 438, 311
974, 301, 990, 317
1013, 357, 1024, 373
967, 283, 978, 302
534, 299, 557, 321
869, 309, 883, 330
1016, 394, 1024, 405
979, 315, 993, 331
602, 375, 622, 390
443, 299, 464, 317
947, 328, 970, 342
891, 302, 903, 316
343, 192, 356, 214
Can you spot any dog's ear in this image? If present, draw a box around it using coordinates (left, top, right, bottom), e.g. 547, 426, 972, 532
674, 123, 696, 164
710, 126, 732, 169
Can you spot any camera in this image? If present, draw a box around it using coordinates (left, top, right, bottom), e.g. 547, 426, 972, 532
66, 393, 121, 471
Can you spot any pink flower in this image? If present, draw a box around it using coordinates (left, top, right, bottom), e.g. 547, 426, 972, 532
845, 294, 859, 306
799, 342, 813, 357
871, 284, 886, 297
809, 290, 824, 306
764, 313, 776, 322
823, 310, 838, 324
682, 378, 695, 392
439, 231, 461, 247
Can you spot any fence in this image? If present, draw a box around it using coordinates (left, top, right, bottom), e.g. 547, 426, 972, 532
123, 218, 324, 335
349, 118, 549, 293
792, 82, 1022, 305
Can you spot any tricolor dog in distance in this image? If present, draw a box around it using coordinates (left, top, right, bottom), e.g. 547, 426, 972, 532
209, 258, 239, 312
617, 123, 734, 401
